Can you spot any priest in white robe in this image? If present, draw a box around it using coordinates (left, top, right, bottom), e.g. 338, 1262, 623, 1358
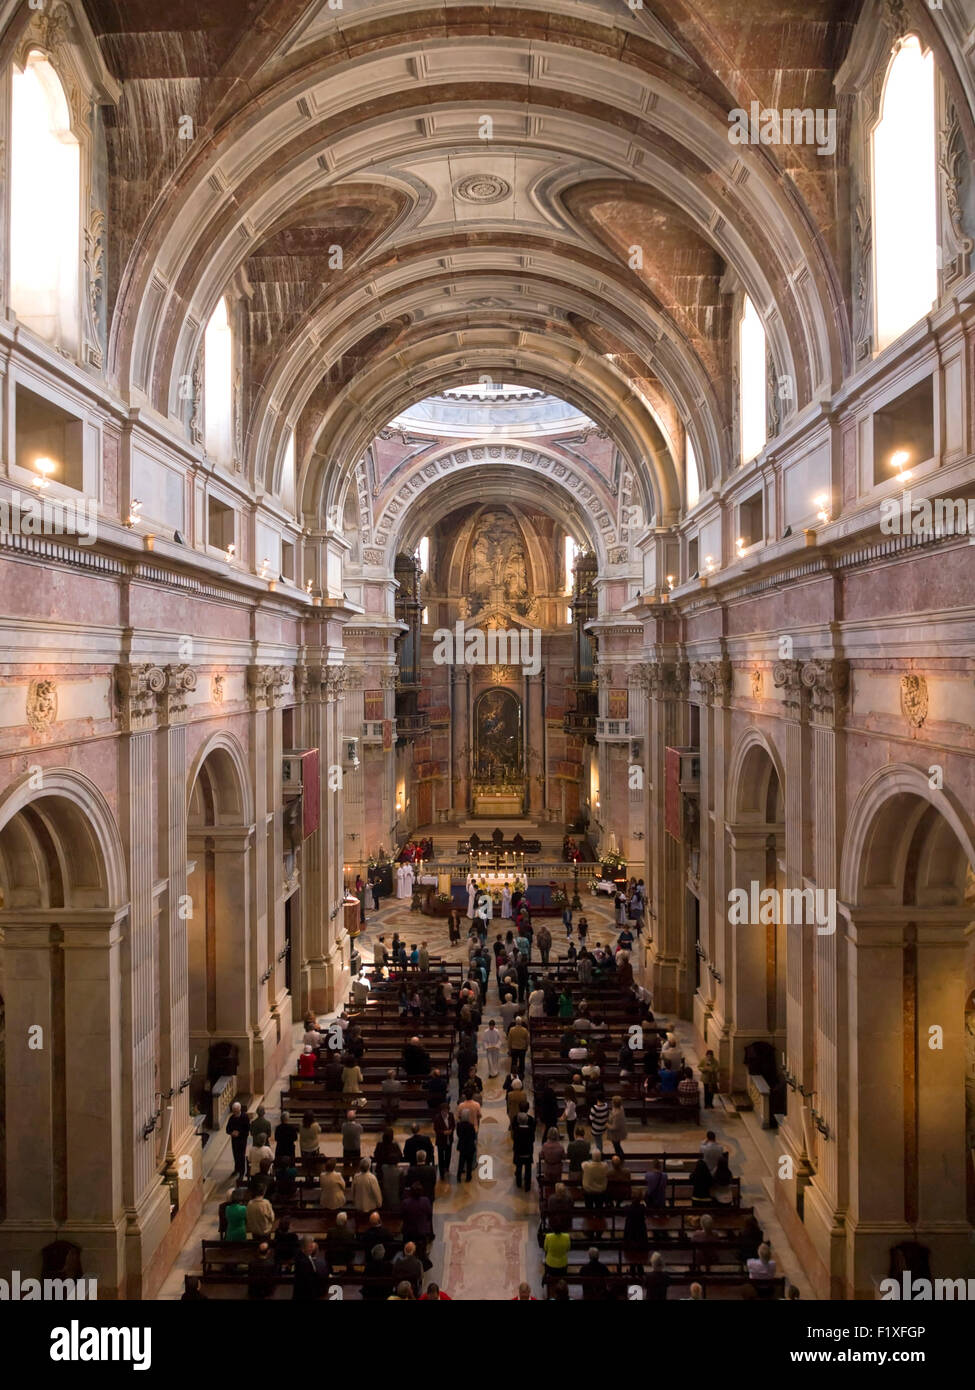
501, 883, 512, 919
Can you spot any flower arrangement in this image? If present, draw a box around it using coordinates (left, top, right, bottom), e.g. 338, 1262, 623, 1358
436, 892, 451, 904
601, 850, 627, 875
550, 888, 568, 907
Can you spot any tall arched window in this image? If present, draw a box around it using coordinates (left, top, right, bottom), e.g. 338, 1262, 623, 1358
564, 535, 578, 593
9, 52, 80, 354
204, 297, 233, 462
686, 437, 701, 509
739, 295, 767, 464
873, 37, 938, 351
279, 431, 296, 512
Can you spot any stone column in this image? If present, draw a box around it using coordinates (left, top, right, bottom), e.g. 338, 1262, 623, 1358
156, 665, 198, 1215
115, 663, 171, 1292
451, 666, 469, 814
645, 659, 689, 1013
771, 660, 816, 1197
726, 828, 773, 1087
527, 673, 544, 815
297, 667, 328, 1015
797, 658, 849, 1297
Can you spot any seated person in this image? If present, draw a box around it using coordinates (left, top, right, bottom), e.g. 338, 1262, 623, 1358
402, 1036, 432, 1077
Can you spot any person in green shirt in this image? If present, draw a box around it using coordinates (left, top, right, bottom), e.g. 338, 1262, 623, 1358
558, 990, 574, 1020
223, 1193, 248, 1242
543, 1228, 571, 1282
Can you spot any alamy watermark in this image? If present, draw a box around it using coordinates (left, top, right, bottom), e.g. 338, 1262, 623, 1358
728, 882, 836, 935
0, 1271, 98, 1300
431, 622, 541, 676
880, 491, 975, 543
728, 103, 836, 158
0, 491, 98, 546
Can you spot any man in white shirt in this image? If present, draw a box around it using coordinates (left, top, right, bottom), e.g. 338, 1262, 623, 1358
483, 1020, 502, 1077
700, 1131, 724, 1176
746, 1243, 776, 1280
527, 984, 545, 1018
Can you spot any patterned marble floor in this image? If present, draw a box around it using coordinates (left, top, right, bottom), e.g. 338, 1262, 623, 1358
157, 888, 815, 1300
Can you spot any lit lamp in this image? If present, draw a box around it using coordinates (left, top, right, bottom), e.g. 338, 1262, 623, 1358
259, 555, 269, 579
736, 536, 746, 559
33, 456, 56, 490
225, 542, 236, 562
666, 574, 675, 591
890, 449, 912, 483
125, 498, 143, 528
704, 555, 717, 575
814, 493, 831, 525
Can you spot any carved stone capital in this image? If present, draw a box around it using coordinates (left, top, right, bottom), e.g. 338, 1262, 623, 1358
247, 664, 290, 709
801, 659, 849, 726
772, 658, 805, 718
116, 663, 166, 732
648, 660, 688, 700
690, 659, 732, 703
380, 668, 400, 690
161, 663, 198, 724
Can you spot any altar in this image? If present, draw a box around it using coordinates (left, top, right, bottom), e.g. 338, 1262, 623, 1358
473, 788, 524, 817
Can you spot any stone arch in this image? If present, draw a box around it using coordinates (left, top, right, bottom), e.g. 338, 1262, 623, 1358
186, 731, 253, 829
725, 727, 787, 1089
728, 727, 786, 824
840, 762, 975, 906
838, 760, 975, 1296
186, 732, 256, 1092
0, 769, 129, 1292
0, 768, 127, 909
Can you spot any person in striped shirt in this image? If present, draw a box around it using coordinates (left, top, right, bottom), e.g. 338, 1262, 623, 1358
588, 1091, 610, 1153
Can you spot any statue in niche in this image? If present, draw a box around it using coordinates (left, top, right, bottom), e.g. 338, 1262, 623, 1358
465, 511, 533, 623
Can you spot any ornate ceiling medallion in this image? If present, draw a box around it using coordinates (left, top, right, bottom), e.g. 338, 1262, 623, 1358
454, 175, 512, 205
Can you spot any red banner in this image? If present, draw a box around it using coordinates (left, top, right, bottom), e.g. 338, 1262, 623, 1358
382, 719, 393, 751
302, 749, 320, 838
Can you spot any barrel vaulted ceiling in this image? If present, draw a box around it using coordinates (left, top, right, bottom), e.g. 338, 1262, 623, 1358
71, 0, 973, 544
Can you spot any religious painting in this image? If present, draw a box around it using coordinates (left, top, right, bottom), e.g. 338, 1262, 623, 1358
608, 688, 628, 720
473, 687, 523, 782
363, 689, 383, 721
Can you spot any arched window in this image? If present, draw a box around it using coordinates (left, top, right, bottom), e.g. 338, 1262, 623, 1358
739, 295, 767, 465
9, 52, 80, 354
279, 431, 296, 512
686, 437, 701, 510
564, 535, 578, 593
873, 37, 938, 351
204, 297, 233, 463
417, 535, 430, 574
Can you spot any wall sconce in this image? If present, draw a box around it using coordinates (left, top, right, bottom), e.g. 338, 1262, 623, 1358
225, 542, 236, 562
704, 555, 717, 575
666, 575, 675, 591
259, 555, 269, 579
708, 965, 722, 984
782, 1068, 798, 1092
178, 1075, 192, 1094
811, 1107, 830, 1139
814, 493, 831, 525
33, 456, 56, 490
890, 449, 912, 483
126, 499, 143, 528
798, 1083, 815, 1100
141, 1104, 162, 1140
305, 579, 313, 595
277, 943, 290, 962
260, 965, 273, 985
736, 537, 745, 558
